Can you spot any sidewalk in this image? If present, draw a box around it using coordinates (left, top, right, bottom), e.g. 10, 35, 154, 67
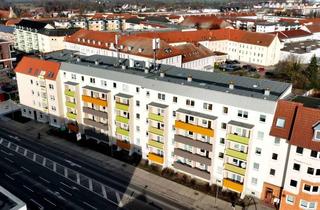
0, 117, 274, 210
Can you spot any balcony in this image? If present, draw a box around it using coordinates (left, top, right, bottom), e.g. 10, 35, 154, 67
223, 179, 243, 193
148, 126, 164, 136
174, 135, 212, 151
82, 107, 107, 118
174, 148, 211, 166
225, 148, 247, 161
83, 118, 107, 130
148, 113, 164, 122
67, 112, 77, 120
65, 101, 76, 109
115, 102, 129, 111
173, 162, 210, 180
65, 90, 75, 97
82, 95, 107, 107
148, 140, 164, 150
116, 140, 130, 150
148, 153, 164, 165
175, 121, 214, 137
116, 115, 129, 124
116, 127, 129, 137
224, 163, 246, 176
227, 134, 249, 145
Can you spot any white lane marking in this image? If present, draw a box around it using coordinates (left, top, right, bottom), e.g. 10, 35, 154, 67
4, 173, 14, 180
21, 166, 31, 172
82, 201, 97, 210
29, 199, 44, 210
0, 149, 13, 156
39, 176, 50, 183
4, 157, 14, 163
59, 188, 72, 196
64, 159, 82, 168
59, 181, 78, 190
23, 185, 34, 192
43, 197, 56, 206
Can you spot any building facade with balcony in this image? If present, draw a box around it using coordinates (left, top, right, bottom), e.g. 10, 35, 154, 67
15, 51, 293, 202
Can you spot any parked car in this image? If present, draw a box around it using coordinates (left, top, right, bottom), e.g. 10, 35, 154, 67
257, 67, 265, 72
242, 64, 256, 72
225, 64, 241, 72
225, 59, 240, 65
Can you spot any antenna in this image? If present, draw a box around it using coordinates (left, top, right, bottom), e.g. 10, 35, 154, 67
152, 38, 160, 71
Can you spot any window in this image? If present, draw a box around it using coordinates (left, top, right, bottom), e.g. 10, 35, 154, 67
253, 162, 259, 170
257, 131, 264, 140
293, 163, 300, 171
49, 84, 54, 89
81, 76, 84, 81
276, 118, 285, 128
299, 200, 317, 209
136, 100, 140, 107
203, 103, 213, 110
146, 91, 150, 97
90, 77, 95, 84
269, 169, 275, 176
300, 200, 308, 208
186, 99, 195, 106
238, 110, 248, 118
259, 114, 266, 122
71, 74, 76, 79
221, 123, 226, 129
272, 153, 278, 160
290, 180, 297, 187
158, 93, 165, 100
113, 82, 117, 88
173, 96, 177, 103
255, 147, 262, 155
314, 130, 320, 141
251, 178, 257, 185
136, 87, 139, 93
307, 167, 315, 175
223, 107, 228, 114
219, 138, 225, 144
316, 169, 320, 176
286, 195, 294, 205
136, 113, 140, 119
304, 184, 311, 192
218, 152, 224, 159
30, 79, 33, 84
173, 111, 176, 117
296, 147, 303, 154
312, 186, 319, 193
101, 80, 107, 86
136, 126, 140, 132
274, 137, 280, 145
311, 150, 318, 158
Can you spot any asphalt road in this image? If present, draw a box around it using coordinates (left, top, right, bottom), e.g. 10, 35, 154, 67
0, 128, 188, 210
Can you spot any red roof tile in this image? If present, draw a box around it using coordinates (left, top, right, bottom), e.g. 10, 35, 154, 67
270, 29, 312, 40
0, 10, 10, 19
15, 57, 60, 80
306, 24, 320, 33
180, 15, 226, 29
175, 43, 214, 63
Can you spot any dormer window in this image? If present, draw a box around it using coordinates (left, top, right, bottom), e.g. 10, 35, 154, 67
276, 118, 285, 128
313, 122, 320, 141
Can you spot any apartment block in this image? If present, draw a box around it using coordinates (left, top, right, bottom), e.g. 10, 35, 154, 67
14, 50, 294, 204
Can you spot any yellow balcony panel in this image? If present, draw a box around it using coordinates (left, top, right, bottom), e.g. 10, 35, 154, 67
148, 127, 164, 136
148, 140, 164, 150
82, 95, 107, 107
115, 102, 129, 111
225, 148, 248, 161
148, 153, 164, 165
65, 90, 75, 97
65, 101, 76, 109
224, 163, 246, 176
66, 112, 77, 120
148, 113, 164, 122
116, 115, 129, 124
223, 179, 243, 193
116, 127, 129, 137
175, 121, 214, 137
227, 134, 249, 145
116, 140, 131, 150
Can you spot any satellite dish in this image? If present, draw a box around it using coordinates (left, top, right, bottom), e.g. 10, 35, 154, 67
241, 162, 246, 168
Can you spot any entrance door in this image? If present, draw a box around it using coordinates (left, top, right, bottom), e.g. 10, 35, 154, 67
265, 188, 273, 203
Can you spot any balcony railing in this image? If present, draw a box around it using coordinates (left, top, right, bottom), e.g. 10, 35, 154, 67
148, 126, 164, 136
116, 140, 131, 150
225, 148, 247, 161
148, 140, 164, 150
65, 101, 76, 109
175, 120, 214, 137
174, 135, 212, 151
224, 163, 246, 176
173, 162, 210, 180
148, 153, 164, 165
116, 127, 129, 137
148, 113, 164, 122
65, 90, 75, 97
116, 115, 129, 124
227, 134, 249, 145
223, 178, 244, 193
115, 102, 129, 111
82, 95, 107, 107
67, 112, 77, 120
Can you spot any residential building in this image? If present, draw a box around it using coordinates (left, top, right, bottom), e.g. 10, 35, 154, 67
270, 96, 320, 210
15, 51, 293, 203
0, 39, 15, 69
256, 22, 301, 33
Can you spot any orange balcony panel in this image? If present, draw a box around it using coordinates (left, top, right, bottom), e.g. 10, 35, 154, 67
175, 121, 214, 137
82, 95, 108, 107
223, 179, 243, 193
67, 123, 79, 133
116, 140, 131, 150
148, 153, 164, 165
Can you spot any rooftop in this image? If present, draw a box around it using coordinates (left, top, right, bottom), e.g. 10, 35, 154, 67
0, 186, 26, 210
281, 40, 320, 54
291, 95, 320, 108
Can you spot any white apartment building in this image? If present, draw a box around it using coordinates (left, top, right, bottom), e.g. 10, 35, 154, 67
15, 51, 293, 204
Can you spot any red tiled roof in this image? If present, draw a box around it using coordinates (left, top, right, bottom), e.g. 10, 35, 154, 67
270, 100, 300, 140
175, 43, 214, 63
270, 29, 312, 40
290, 106, 320, 151
180, 15, 226, 29
5, 18, 21, 26
15, 57, 60, 80
306, 24, 320, 33
0, 10, 10, 19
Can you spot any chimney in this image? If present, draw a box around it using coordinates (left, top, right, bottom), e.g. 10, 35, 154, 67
187, 75, 192, 82
229, 81, 234, 90
264, 88, 270, 96
160, 72, 165, 78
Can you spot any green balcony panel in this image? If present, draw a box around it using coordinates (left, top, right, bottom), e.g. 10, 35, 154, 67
65, 101, 76, 109
148, 140, 164, 150
225, 148, 248, 161
149, 127, 164, 136
227, 134, 249, 145
116, 127, 129, 137
67, 112, 77, 120
115, 103, 129, 111
116, 115, 129, 124
224, 163, 246, 176
148, 113, 164, 122
65, 90, 75, 97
